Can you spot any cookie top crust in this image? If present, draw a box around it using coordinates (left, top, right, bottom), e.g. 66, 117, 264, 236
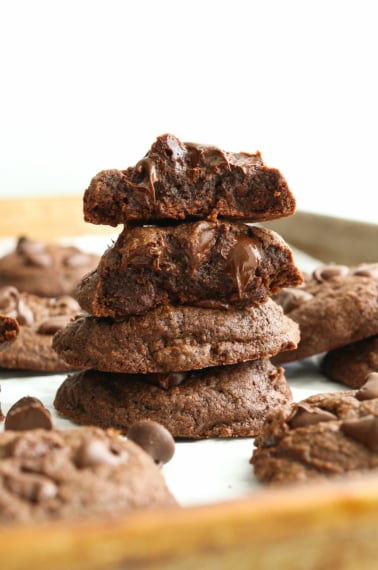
273, 263, 378, 364
76, 221, 303, 318
53, 299, 300, 374
0, 426, 177, 526
54, 360, 291, 439
0, 286, 82, 371
251, 373, 378, 484
0, 237, 99, 298
83, 134, 296, 226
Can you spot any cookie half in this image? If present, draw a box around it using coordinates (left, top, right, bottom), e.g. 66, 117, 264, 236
83, 134, 296, 226
251, 374, 378, 484
0, 427, 177, 525
53, 300, 300, 373
0, 237, 99, 297
0, 286, 81, 371
54, 360, 291, 439
76, 221, 303, 317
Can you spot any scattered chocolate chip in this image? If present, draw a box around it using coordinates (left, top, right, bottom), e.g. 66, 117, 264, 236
356, 372, 378, 401
128, 419, 175, 465
76, 438, 128, 468
340, 415, 378, 452
288, 403, 337, 428
5, 396, 54, 431
312, 264, 350, 282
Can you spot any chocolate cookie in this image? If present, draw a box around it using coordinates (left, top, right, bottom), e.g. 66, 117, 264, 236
54, 360, 291, 439
321, 336, 378, 388
53, 300, 300, 373
0, 314, 19, 350
273, 263, 378, 364
251, 372, 378, 484
0, 426, 177, 525
76, 221, 303, 318
83, 134, 296, 226
0, 286, 81, 371
0, 236, 99, 297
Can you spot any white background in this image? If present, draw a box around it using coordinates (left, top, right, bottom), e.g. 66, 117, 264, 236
1, 0, 377, 224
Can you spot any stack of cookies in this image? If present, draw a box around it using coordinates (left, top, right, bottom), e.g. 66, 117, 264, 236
53, 134, 303, 438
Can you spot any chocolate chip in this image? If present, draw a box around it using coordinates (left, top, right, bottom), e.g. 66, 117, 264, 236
353, 263, 378, 279
52, 296, 81, 313
63, 252, 91, 268
16, 237, 45, 255
37, 315, 70, 335
312, 264, 350, 282
5, 396, 54, 431
0, 286, 19, 311
340, 415, 378, 451
356, 372, 378, 401
15, 297, 34, 326
128, 419, 175, 465
288, 404, 337, 428
76, 438, 128, 468
5, 472, 57, 502
23, 250, 53, 268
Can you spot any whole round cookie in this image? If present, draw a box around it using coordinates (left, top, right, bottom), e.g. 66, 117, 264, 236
0, 236, 99, 297
251, 372, 378, 484
52, 299, 300, 373
0, 286, 81, 371
54, 360, 292, 439
273, 263, 378, 364
321, 336, 378, 388
0, 426, 177, 525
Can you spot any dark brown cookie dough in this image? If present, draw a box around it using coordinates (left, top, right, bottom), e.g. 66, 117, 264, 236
53, 299, 300, 373
251, 373, 378, 484
0, 236, 99, 297
54, 360, 291, 439
0, 426, 177, 526
83, 134, 296, 226
273, 263, 378, 364
321, 336, 378, 388
0, 286, 82, 371
76, 221, 303, 318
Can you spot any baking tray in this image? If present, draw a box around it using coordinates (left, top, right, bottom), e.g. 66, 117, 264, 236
0, 197, 377, 569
